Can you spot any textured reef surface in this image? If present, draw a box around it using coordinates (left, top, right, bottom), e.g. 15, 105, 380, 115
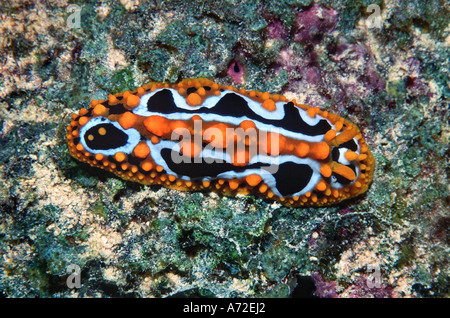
0, 0, 448, 297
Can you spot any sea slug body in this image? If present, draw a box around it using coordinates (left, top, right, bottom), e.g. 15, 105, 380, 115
66, 78, 374, 206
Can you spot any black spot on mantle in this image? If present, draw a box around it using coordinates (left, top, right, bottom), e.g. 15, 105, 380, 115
84, 123, 128, 150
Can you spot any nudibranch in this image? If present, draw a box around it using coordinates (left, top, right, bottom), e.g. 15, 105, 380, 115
66, 78, 374, 206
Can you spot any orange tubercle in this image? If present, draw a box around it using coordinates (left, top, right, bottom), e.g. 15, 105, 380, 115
334, 128, 357, 146
245, 174, 262, 187
240, 120, 256, 131
344, 150, 358, 161
125, 94, 140, 109
334, 120, 344, 132
306, 107, 317, 118
309, 142, 330, 160
320, 164, 332, 178
93, 104, 109, 117
79, 108, 88, 116
324, 129, 336, 142
295, 142, 310, 157
114, 152, 127, 162
118, 112, 139, 130
141, 161, 153, 172
262, 99, 276, 111
186, 93, 202, 106
108, 94, 119, 105
137, 87, 145, 97
331, 162, 356, 181
133, 141, 150, 159
143, 115, 171, 136
316, 180, 327, 192
197, 87, 206, 96
78, 116, 89, 126
228, 179, 240, 190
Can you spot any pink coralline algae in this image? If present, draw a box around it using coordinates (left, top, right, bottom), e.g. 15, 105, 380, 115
293, 4, 338, 44
403, 57, 431, 97
279, 48, 323, 87
267, 20, 288, 40
346, 276, 394, 298
277, 47, 326, 107
311, 273, 338, 298
227, 60, 244, 84
301, 64, 322, 87
330, 39, 386, 96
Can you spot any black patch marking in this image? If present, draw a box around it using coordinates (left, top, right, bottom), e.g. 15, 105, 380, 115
108, 104, 127, 115
331, 147, 340, 162
160, 148, 266, 180
160, 148, 313, 197
339, 139, 358, 151
348, 163, 356, 174
332, 164, 356, 185
126, 154, 142, 167
332, 172, 352, 185
146, 89, 178, 112
281, 102, 332, 136
84, 123, 128, 150
273, 161, 313, 196
144, 90, 331, 136
186, 87, 197, 95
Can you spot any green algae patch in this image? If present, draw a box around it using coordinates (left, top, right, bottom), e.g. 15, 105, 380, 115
88, 201, 108, 219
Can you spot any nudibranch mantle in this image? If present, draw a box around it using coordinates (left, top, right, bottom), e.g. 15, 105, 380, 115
67, 78, 374, 206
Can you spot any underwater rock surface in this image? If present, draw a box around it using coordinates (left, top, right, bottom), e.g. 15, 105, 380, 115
0, 0, 448, 297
